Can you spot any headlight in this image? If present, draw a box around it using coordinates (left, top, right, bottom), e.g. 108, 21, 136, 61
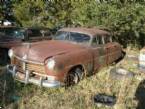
8, 49, 14, 58
47, 59, 55, 70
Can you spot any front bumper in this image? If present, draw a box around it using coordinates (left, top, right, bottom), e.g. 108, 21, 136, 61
7, 65, 63, 88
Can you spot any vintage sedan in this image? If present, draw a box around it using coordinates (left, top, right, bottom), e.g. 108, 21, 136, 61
7, 27, 123, 87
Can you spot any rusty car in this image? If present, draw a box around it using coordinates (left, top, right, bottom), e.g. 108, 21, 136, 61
0, 26, 52, 64
7, 27, 123, 87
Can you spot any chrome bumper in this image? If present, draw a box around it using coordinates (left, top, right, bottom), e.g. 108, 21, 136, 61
7, 65, 62, 88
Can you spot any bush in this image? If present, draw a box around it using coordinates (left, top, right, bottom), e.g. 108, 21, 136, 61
12, 1, 145, 47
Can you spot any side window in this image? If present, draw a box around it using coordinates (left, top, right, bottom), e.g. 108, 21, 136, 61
92, 36, 104, 46
104, 36, 112, 44
97, 36, 104, 45
92, 37, 98, 46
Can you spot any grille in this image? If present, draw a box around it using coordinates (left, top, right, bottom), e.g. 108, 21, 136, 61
12, 57, 45, 74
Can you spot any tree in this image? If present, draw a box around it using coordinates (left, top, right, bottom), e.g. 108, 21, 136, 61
13, 0, 45, 27
13, 0, 145, 47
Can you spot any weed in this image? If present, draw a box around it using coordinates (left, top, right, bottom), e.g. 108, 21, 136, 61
0, 49, 144, 109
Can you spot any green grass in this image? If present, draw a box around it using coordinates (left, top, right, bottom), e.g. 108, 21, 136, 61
0, 49, 144, 109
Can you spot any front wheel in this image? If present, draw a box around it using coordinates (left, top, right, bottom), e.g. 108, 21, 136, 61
65, 67, 84, 87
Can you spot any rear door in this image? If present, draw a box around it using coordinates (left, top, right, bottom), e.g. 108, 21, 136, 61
104, 35, 114, 64
91, 35, 106, 70
104, 36, 122, 64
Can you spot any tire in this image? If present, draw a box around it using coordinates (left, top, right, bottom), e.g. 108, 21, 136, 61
65, 67, 84, 87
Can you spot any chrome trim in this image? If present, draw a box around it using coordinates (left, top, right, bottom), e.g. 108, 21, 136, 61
22, 61, 26, 71
7, 65, 62, 88
25, 70, 29, 84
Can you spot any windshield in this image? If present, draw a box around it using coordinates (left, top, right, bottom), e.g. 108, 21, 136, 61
1, 28, 24, 39
53, 31, 91, 44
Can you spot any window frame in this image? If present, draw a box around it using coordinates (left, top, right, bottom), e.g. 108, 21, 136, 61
103, 35, 112, 44
91, 35, 105, 46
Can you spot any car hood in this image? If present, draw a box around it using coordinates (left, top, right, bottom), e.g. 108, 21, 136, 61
13, 40, 84, 63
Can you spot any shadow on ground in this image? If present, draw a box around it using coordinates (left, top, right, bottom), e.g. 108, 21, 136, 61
114, 50, 126, 64
135, 80, 145, 109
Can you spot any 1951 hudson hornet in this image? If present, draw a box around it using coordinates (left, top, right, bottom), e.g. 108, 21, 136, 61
7, 27, 123, 87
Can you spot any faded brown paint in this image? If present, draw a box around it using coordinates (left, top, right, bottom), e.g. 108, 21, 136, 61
11, 27, 122, 84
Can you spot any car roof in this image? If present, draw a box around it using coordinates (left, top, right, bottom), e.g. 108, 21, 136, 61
59, 27, 110, 36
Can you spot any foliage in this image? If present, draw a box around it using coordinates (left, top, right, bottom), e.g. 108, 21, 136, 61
13, 0, 45, 27
10, 1, 145, 47
0, 0, 16, 21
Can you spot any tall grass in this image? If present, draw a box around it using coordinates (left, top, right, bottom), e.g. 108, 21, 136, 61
1, 49, 144, 109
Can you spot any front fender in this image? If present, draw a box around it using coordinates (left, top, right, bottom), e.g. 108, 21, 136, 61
52, 48, 93, 76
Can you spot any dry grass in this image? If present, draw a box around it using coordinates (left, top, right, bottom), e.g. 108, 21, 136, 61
1, 49, 144, 109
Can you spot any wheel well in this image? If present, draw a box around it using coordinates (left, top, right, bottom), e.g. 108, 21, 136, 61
69, 65, 84, 73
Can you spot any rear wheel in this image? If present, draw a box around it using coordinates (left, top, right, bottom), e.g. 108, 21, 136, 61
65, 67, 84, 87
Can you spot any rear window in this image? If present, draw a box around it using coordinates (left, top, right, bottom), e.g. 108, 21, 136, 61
104, 36, 112, 44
